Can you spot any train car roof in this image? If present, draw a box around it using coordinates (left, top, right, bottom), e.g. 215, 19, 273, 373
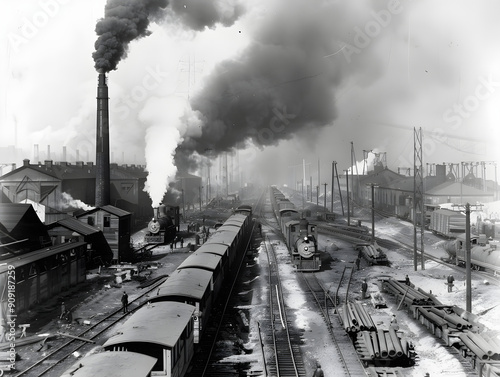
103, 302, 194, 349
0, 241, 87, 273
283, 219, 301, 227
196, 243, 230, 257
156, 268, 213, 300
207, 230, 239, 246
177, 251, 222, 271
60, 352, 156, 377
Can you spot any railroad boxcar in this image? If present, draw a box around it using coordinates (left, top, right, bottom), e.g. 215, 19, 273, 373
103, 302, 195, 377
429, 208, 466, 238
61, 351, 157, 377
151, 268, 214, 343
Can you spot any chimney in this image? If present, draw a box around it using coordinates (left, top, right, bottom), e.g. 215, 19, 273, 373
47, 145, 51, 160
76, 149, 80, 161
62, 146, 67, 161
34, 144, 39, 162
95, 72, 111, 207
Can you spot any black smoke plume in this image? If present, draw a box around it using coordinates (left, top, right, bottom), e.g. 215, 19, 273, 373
93, 0, 243, 72
93, 0, 168, 72
175, 0, 403, 172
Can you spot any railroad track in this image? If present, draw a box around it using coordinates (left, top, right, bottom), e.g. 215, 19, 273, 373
13, 276, 169, 377
300, 272, 368, 377
261, 236, 306, 377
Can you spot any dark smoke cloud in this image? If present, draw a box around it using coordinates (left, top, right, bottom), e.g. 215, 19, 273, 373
175, 0, 387, 171
169, 0, 244, 31
93, 0, 243, 72
93, 0, 168, 72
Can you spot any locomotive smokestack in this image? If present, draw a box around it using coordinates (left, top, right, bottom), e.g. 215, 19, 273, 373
95, 71, 110, 207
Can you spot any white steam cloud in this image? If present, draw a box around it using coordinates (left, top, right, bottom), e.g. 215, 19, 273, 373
141, 96, 202, 205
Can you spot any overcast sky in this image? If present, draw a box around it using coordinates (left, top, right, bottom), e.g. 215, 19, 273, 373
1, 0, 499, 191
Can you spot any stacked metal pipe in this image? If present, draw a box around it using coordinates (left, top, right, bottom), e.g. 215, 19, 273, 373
382, 279, 435, 306
341, 302, 377, 333
458, 332, 500, 361
355, 328, 413, 362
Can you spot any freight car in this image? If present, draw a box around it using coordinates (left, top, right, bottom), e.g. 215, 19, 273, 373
444, 234, 500, 274
429, 208, 466, 238
61, 207, 254, 377
144, 204, 178, 245
270, 186, 321, 271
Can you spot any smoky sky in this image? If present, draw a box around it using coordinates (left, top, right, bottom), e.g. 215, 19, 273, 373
93, 0, 243, 72
174, 0, 388, 171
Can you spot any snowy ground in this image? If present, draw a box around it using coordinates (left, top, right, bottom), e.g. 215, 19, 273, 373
231, 209, 500, 377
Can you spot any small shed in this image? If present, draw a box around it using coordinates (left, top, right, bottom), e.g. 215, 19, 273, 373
77, 205, 131, 263
46, 217, 113, 267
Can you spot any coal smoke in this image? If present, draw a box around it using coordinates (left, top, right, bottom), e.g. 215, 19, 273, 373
93, 0, 168, 72
175, 0, 380, 170
93, 0, 244, 72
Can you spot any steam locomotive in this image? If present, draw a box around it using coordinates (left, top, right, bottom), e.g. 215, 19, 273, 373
271, 186, 321, 271
144, 204, 179, 244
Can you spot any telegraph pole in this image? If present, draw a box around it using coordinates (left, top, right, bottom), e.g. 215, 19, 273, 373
465, 203, 471, 313
323, 183, 327, 209
367, 183, 378, 243
345, 170, 350, 226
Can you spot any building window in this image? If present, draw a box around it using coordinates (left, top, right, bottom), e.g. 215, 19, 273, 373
87, 217, 95, 226
104, 216, 111, 227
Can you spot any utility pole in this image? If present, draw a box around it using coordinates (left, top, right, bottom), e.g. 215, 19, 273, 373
465, 203, 471, 313
323, 183, 327, 209
331, 162, 335, 213
413, 127, 425, 271
367, 183, 378, 243
345, 170, 350, 226
199, 186, 203, 210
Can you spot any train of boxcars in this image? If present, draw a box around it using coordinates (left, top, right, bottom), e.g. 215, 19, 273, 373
269, 186, 321, 271
428, 208, 500, 274
61, 205, 254, 377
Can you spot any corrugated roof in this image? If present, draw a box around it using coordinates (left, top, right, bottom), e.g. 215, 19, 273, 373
0, 203, 34, 232
103, 302, 194, 349
0, 242, 86, 273
61, 352, 156, 377
47, 217, 100, 236
156, 268, 212, 300
177, 251, 222, 271
426, 181, 493, 197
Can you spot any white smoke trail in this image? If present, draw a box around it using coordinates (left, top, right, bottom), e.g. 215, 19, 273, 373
141, 96, 202, 206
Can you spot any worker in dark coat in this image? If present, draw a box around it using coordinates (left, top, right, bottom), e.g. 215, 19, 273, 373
121, 292, 129, 313
361, 279, 368, 299
312, 363, 324, 377
447, 274, 455, 292
405, 275, 410, 286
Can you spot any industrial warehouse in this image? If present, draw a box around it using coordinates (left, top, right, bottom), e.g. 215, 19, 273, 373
1, 1, 500, 377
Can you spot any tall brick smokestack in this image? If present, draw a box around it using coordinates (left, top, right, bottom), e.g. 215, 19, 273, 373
95, 72, 110, 207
